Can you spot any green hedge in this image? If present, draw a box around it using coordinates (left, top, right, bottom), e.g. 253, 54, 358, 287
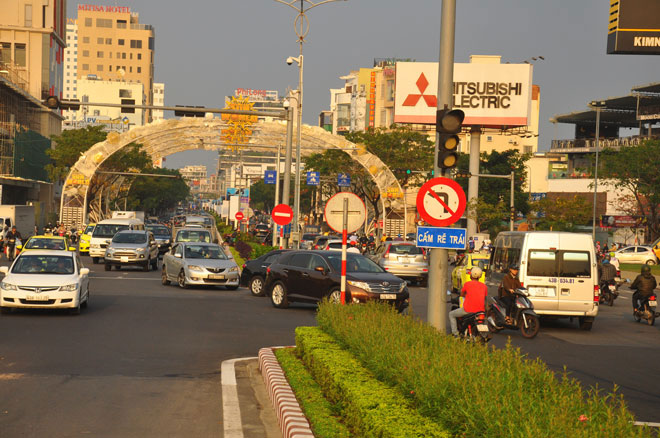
275, 348, 351, 438
316, 301, 651, 438
249, 243, 277, 259
296, 326, 450, 438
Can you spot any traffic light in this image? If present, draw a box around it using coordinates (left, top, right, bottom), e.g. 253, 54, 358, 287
435, 108, 465, 172
454, 171, 472, 178
121, 99, 135, 114
406, 169, 412, 175
43, 96, 80, 111
174, 105, 206, 117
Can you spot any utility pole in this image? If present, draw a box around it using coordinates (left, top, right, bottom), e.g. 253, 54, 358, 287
280, 104, 295, 248
428, 0, 457, 333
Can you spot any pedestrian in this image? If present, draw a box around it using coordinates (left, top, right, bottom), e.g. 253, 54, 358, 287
468, 237, 475, 252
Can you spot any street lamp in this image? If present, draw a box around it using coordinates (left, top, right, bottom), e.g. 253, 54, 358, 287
590, 100, 607, 242
275, 0, 347, 249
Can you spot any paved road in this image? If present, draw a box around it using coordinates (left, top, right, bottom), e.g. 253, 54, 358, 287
1, 255, 659, 437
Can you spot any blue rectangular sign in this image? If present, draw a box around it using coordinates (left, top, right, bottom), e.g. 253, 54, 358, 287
416, 226, 467, 250
306, 171, 320, 186
264, 170, 277, 184
337, 173, 351, 187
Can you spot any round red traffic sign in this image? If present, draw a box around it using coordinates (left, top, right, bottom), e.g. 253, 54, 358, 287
416, 177, 466, 227
235, 211, 244, 221
272, 203, 294, 226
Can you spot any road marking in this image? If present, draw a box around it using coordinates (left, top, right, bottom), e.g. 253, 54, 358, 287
89, 276, 160, 280
222, 356, 257, 438
634, 421, 660, 428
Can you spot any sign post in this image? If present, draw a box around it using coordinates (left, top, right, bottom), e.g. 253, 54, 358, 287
324, 192, 366, 304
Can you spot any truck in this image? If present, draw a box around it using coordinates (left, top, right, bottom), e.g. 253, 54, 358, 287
0, 205, 36, 239
111, 211, 146, 222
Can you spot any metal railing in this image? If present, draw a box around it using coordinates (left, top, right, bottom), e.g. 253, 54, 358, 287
550, 135, 657, 151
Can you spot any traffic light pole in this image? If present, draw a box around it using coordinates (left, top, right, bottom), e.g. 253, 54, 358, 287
428, 0, 457, 334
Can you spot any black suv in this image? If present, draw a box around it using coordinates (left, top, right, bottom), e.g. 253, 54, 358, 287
240, 249, 289, 296
264, 250, 409, 311
253, 224, 270, 238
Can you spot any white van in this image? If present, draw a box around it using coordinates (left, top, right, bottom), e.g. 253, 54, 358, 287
486, 231, 598, 330
89, 218, 145, 264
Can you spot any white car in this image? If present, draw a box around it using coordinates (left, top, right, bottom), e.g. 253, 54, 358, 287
0, 250, 90, 314
615, 246, 658, 265
162, 242, 240, 290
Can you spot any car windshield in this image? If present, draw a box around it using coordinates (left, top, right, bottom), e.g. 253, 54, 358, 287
184, 245, 227, 259
389, 244, 423, 255
25, 238, 66, 250
326, 253, 384, 273
93, 224, 129, 238
112, 233, 147, 244
302, 234, 317, 241
147, 226, 170, 236
84, 225, 95, 234
12, 255, 75, 275
176, 230, 211, 242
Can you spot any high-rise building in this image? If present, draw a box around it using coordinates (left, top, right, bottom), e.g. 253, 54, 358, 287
75, 4, 155, 121
63, 19, 79, 123
180, 165, 208, 194
152, 82, 164, 122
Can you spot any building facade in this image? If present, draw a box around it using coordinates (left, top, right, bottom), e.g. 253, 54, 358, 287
152, 82, 164, 122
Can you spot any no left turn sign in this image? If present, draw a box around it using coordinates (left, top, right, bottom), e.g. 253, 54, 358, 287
416, 177, 466, 227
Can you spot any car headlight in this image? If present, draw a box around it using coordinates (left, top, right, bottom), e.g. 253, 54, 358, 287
1, 282, 17, 291
91, 244, 100, 248
347, 280, 371, 291
106, 248, 115, 255
229, 266, 238, 272
165, 239, 170, 244
60, 283, 78, 292
188, 265, 203, 272
399, 282, 406, 292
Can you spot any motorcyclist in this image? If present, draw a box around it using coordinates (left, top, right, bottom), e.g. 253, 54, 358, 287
449, 266, 487, 336
609, 251, 620, 271
499, 264, 522, 323
598, 257, 617, 285
5, 226, 22, 261
630, 265, 657, 312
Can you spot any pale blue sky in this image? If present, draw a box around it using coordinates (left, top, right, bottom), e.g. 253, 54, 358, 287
67, 1, 659, 175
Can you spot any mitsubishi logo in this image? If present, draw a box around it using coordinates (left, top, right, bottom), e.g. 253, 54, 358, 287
402, 73, 437, 107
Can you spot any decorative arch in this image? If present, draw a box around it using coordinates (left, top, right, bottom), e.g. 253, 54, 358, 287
60, 118, 403, 226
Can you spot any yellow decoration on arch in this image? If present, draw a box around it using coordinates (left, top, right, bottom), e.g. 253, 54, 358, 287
221, 96, 258, 151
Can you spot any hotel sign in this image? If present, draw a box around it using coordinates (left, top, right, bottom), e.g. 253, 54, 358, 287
78, 4, 131, 13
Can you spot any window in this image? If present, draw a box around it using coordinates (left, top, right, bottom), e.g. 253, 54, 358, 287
524, 145, 533, 154
492, 246, 521, 274
121, 53, 126, 59
97, 65, 103, 71
137, 53, 141, 60
25, 4, 33, 27
527, 250, 556, 277
0, 43, 10, 64
82, 64, 89, 70
137, 66, 141, 73
105, 38, 112, 45
84, 18, 92, 27
118, 39, 125, 46
97, 51, 103, 58
560, 251, 590, 278
82, 50, 89, 57
83, 36, 89, 44
97, 37, 104, 44
117, 20, 127, 29
96, 18, 112, 28
487, 136, 493, 142
93, 110, 100, 116
15, 43, 26, 67
108, 65, 112, 71
130, 40, 142, 49
119, 89, 132, 98
129, 53, 132, 60
288, 254, 311, 268
129, 66, 132, 73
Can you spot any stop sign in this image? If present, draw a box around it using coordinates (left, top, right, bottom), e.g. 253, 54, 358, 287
272, 204, 293, 226
235, 211, 244, 221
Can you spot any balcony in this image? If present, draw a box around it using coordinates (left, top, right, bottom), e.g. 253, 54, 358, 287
550, 135, 656, 153
0, 62, 29, 94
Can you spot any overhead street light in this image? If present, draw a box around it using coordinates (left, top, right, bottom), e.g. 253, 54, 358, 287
589, 100, 607, 242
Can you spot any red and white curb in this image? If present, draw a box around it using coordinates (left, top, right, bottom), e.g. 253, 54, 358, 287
259, 347, 314, 438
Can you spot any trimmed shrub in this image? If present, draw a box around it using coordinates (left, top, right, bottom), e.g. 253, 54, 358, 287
249, 243, 277, 259
234, 240, 252, 260
275, 348, 351, 438
296, 326, 450, 438
315, 301, 652, 438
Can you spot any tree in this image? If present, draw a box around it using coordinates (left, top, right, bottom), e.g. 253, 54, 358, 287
466, 197, 508, 233
47, 125, 108, 183
125, 168, 190, 214
531, 195, 592, 232
598, 140, 660, 242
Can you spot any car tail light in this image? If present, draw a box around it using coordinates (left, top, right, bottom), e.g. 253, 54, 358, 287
383, 245, 391, 259
650, 296, 657, 301
242, 264, 246, 269
616, 270, 621, 277
594, 285, 600, 302
266, 267, 271, 274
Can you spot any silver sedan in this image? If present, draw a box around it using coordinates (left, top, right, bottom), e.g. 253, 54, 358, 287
162, 243, 240, 289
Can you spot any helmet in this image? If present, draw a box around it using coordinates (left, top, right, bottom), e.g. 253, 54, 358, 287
470, 266, 483, 279
641, 265, 651, 274
609, 252, 615, 257
602, 259, 609, 265
509, 264, 520, 271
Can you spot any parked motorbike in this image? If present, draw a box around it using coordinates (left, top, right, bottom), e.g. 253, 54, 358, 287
599, 279, 619, 306
486, 288, 540, 339
633, 291, 659, 326
449, 292, 492, 343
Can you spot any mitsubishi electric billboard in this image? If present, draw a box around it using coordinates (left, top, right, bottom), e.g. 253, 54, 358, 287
394, 62, 533, 127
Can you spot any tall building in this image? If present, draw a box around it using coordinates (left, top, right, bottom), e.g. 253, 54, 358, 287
180, 165, 207, 194
75, 4, 155, 121
62, 19, 79, 122
152, 82, 164, 122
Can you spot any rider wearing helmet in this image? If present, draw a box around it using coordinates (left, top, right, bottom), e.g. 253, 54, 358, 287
449, 266, 487, 336
499, 264, 522, 322
630, 265, 657, 311
598, 256, 617, 284
609, 251, 620, 270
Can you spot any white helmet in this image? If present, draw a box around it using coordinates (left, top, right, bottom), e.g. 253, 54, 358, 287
470, 266, 483, 279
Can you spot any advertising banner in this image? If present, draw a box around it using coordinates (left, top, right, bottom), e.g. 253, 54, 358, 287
600, 215, 642, 228
394, 62, 533, 127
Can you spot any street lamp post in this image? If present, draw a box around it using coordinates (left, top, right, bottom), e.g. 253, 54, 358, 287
276, 0, 347, 249
590, 101, 606, 242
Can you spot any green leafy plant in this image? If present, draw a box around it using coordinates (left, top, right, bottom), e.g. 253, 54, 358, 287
234, 240, 252, 260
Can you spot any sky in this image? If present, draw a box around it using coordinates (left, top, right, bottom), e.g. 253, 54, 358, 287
67, 0, 660, 175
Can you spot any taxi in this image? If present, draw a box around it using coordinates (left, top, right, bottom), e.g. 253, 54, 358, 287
17, 235, 77, 254
78, 223, 96, 254
451, 251, 490, 292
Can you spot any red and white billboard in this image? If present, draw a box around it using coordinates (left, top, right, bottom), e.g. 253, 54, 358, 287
394, 62, 533, 127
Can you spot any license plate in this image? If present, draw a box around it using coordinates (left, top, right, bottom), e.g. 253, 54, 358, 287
26, 295, 49, 301
528, 287, 555, 297
380, 294, 396, 300
209, 274, 225, 280
476, 324, 489, 331
608, 285, 616, 291
650, 301, 657, 307
121, 256, 129, 263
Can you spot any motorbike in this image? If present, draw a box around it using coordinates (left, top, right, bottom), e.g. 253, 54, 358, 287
633, 291, 659, 326
486, 288, 540, 339
599, 279, 619, 306
449, 292, 492, 343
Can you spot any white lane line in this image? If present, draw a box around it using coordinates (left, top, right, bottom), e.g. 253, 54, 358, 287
222, 357, 258, 438
89, 276, 160, 280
